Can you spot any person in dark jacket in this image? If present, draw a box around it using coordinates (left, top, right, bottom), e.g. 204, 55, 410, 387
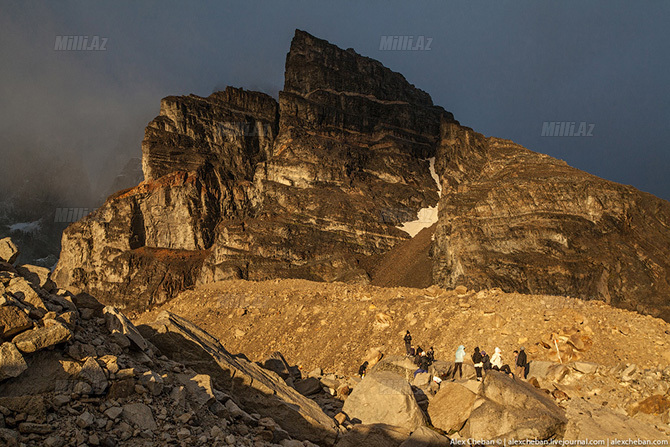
515, 347, 528, 379
481, 350, 491, 371
358, 361, 368, 378
472, 346, 484, 381
404, 331, 412, 356
426, 347, 435, 364
419, 353, 430, 371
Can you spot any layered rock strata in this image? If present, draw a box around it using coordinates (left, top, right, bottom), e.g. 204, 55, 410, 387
433, 122, 670, 321
54, 30, 449, 309
53, 30, 670, 321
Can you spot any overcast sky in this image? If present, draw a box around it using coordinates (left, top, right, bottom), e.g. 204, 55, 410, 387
1, 0, 669, 203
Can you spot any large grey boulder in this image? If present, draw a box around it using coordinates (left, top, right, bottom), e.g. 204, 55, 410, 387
427, 382, 477, 433
261, 351, 293, 380
103, 306, 148, 351
77, 357, 108, 395
294, 377, 322, 396
11, 320, 71, 353
0, 239, 19, 265
122, 403, 157, 431
176, 373, 216, 409
370, 356, 423, 382
564, 399, 669, 441
571, 361, 599, 375
462, 371, 567, 441
342, 371, 426, 430
139, 311, 338, 446
527, 360, 569, 384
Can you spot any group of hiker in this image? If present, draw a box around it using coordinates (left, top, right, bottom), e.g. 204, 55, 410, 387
403, 331, 436, 374
403, 330, 530, 382
462, 345, 528, 381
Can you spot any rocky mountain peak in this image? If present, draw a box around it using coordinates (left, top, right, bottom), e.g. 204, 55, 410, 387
53, 30, 447, 310
285, 30, 435, 107
53, 30, 670, 324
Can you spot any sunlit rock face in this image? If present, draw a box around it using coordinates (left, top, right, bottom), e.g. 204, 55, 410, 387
54, 30, 670, 322
433, 122, 670, 321
53, 30, 449, 309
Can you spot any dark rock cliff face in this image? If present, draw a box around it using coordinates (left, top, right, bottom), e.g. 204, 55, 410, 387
433, 122, 670, 321
53, 30, 670, 322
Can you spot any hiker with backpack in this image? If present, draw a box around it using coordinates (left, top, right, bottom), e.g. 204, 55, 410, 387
426, 346, 435, 364
358, 361, 368, 378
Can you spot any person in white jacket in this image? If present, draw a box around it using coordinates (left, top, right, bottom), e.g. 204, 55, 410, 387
451, 345, 466, 380
490, 347, 503, 370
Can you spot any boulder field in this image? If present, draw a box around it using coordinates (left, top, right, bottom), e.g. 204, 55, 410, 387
2, 239, 670, 444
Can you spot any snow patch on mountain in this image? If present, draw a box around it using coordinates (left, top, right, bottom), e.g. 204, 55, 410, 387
396, 158, 441, 237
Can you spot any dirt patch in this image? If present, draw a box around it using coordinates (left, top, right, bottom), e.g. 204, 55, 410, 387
370, 224, 435, 288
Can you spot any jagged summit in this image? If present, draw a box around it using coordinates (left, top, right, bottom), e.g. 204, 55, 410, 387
53, 30, 447, 310
53, 30, 670, 322
286, 30, 438, 107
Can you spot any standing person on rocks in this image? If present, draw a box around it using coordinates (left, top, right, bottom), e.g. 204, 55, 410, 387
472, 347, 484, 381
452, 345, 466, 381
491, 347, 503, 370
515, 347, 528, 379
404, 331, 412, 356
